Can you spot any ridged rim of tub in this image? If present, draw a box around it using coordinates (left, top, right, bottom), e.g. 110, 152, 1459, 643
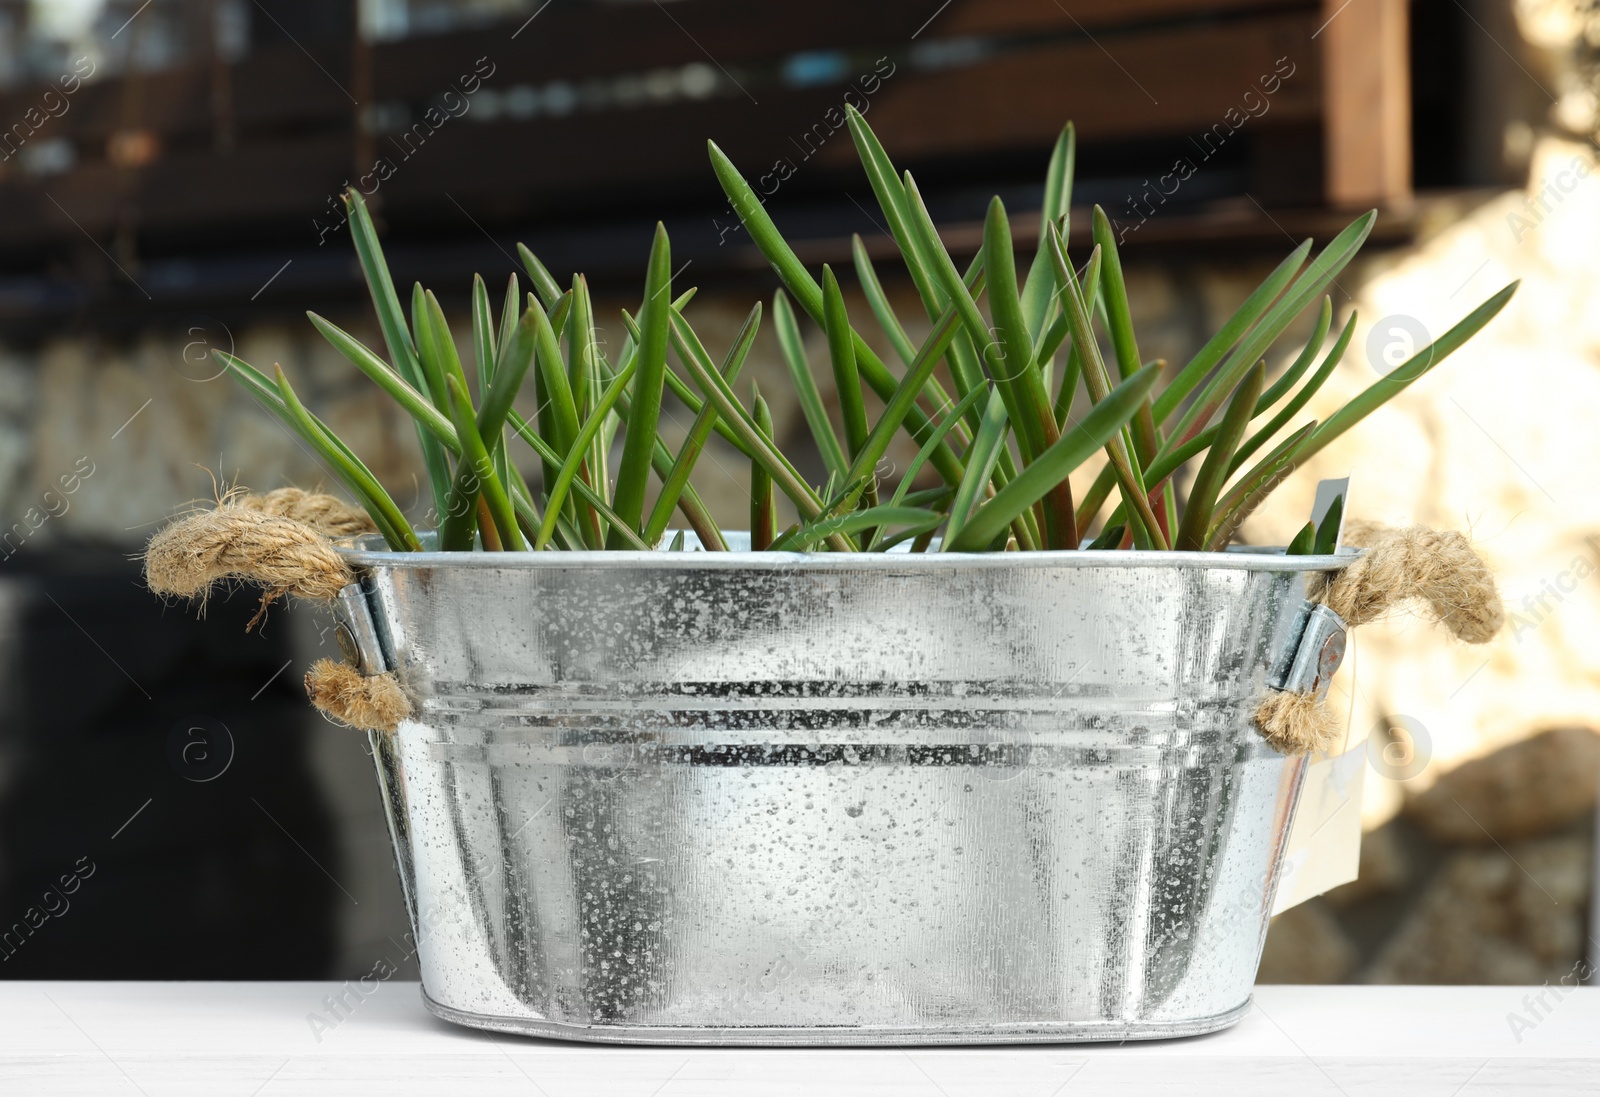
339, 535, 1355, 574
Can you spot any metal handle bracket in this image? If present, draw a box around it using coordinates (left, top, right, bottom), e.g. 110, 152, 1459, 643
1269, 601, 1347, 699
334, 582, 389, 676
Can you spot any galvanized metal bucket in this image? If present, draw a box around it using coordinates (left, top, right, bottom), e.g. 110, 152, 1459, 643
333, 540, 1347, 1045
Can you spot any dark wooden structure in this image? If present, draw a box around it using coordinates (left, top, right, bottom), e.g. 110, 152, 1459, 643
0, 0, 1414, 331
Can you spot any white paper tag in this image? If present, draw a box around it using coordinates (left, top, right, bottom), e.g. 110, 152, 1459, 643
1273, 740, 1366, 913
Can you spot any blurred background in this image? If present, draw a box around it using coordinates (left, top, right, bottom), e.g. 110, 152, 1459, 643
0, 0, 1593, 987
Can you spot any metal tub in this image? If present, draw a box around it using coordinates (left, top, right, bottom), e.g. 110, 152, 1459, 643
333, 542, 1345, 1045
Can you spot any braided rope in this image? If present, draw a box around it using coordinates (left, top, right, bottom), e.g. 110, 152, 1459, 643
145, 488, 372, 605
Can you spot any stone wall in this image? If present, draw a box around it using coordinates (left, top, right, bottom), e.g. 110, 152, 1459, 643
1247, 137, 1600, 984
0, 250, 1322, 552
1262, 728, 1598, 985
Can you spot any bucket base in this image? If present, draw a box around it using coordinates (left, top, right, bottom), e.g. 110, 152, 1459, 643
421, 990, 1254, 1047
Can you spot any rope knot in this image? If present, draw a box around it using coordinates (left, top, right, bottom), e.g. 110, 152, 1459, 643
305, 660, 412, 732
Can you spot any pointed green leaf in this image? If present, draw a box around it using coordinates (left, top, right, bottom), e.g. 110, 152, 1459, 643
773, 289, 848, 478
1092, 204, 1158, 467
1020, 122, 1075, 341
645, 302, 761, 546
1285, 520, 1317, 555
851, 234, 917, 365
1047, 227, 1165, 549
536, 355, 639, 550
1175, 362, 1265, 551
944, 388, 1011, 547
471, 274, 495, 397
1298, 281, 1518, 464
443, 375, 524, 550
841, 105, 945, 320
707, 136, 966, 484
343, 189, 450, 513
272, 364, 419, 551
410, 283, 449, 414
948, 363, 1162, 552
1153, 239, 1311, 422
770, 506, 940, 553
822, 265, 869, 462
751, 383, 778, 550
516, 242, 563, 310
611, 223, 673, 543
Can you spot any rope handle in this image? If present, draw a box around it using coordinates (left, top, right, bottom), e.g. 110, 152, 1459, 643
1255, 522, 1504, 755
145, 490, 410, 731
144, 487, 371, 605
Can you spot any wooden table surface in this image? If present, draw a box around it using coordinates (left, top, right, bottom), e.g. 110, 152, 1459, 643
2, 982, 1596, 1095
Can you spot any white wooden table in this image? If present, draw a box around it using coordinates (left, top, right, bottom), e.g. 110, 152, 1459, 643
2, 982, 1596, 1095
